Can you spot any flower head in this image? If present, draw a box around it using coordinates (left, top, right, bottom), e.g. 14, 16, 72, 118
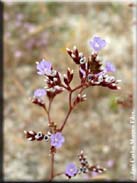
89, 36, 106, 52
105, 61, 116, 72
50, 132, 65, 148
34, 88, 46, 98
65, 163, 78, 177
36, 59, 52, 75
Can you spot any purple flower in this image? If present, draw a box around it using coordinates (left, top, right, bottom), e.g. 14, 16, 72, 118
50, 132, 65, 148
89, 36, 106, 52
34, 88, 46, 98
105, 62, 116, 72
65, 163, 78, 177
36, 59, 52, 75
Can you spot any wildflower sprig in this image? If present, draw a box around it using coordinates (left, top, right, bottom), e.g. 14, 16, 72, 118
65, 151, 106, 179
24, 36, 121, 180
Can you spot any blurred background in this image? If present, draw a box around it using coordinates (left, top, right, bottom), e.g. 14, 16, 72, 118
4, 1, 134, 181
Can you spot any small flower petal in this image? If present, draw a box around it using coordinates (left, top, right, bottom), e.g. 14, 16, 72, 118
50, 132, 65, 149
89, 36, 107, 52
65, 163, 78, 177
34, 88, 46, 98
105, 62, 116, 72
36, 59, 52, 75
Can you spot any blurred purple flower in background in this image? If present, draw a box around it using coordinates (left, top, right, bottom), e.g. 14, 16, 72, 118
89, 36, 106, 52
105, 61, 116, 72
34, 88, 46, 98
36, 59, 52, 75
25, 33, 49, 50
65, 163, 78, 177
14, 50, 23, 58
26, 38, 36, 49
5, 1, 13, 6
83, 174, 89, 180
91, 171, 98, 177
106, 159, 114, 168
50, 132, 65, 148
16, 13, 24, 21
24, 23, 36, 33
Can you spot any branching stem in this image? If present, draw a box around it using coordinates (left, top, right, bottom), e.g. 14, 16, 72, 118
59, 84, 86, 132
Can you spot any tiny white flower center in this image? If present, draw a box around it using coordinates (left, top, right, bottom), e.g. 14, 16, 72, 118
70, 168, 73, 172
95, 43, 99, 48
55, 138, 58, 142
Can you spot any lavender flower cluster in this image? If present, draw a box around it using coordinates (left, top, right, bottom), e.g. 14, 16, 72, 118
24, 36, 121, 180
65, 151, 106, 178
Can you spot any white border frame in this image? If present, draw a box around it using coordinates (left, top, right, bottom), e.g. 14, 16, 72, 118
3, 0, 137, 181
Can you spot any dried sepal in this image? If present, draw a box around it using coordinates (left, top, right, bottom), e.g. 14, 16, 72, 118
56, 72, 62, 85
47, 88, 56, 99
81, 94, 87, 102
88, 53, 103, 74
24, 130, 37, 141
73, 94, 81, 106
66, 48, 72, 56
46, 86, 64, 99
78, 151, 89, 168
35, 131, 44, 141
73, 94, 86, 107
79, 56, 86, 65
87, 73, 121, 90
78, 151, 106, 176
67, 68, 74, 84
32, 98, 46, 109
65, 174, 72, 179
101, 76, 120, 90
63, 74, 69, 86
24, 130, 51, 141
48, 121, 58, 133
65, 172, 77, 179
54, 85, 64, 94
79, 68, 86, 80
45, 70, 62, 88
89, 165, 106, 174
73, 45, 79, 57
66, 46, 85, 65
